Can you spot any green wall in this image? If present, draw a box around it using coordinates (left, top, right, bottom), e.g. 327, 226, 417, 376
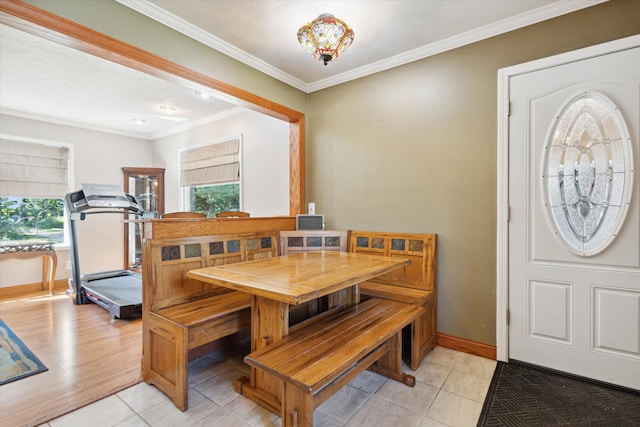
306, 0, 640, 345
24, 0, 640, 345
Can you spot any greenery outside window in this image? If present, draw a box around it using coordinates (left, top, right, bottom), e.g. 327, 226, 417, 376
0, 138, 71, 246
180, 137, 242, 216
188, 183, 240, 217
0, 197, 65, 244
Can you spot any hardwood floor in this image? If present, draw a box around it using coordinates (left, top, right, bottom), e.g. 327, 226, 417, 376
0, 293, 142, 427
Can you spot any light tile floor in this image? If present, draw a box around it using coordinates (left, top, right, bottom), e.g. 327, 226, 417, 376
44, 346, 496, 427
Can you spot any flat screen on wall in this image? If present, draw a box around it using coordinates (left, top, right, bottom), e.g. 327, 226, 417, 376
296, 214, 324, 230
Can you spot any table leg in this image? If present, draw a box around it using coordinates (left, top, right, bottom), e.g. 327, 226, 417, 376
235, 295, 288, 414
45, 251, 57, 295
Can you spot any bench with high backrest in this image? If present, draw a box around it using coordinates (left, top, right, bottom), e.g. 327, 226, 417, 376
245, 297, 422, 427
349, 231, 437, 370
142, 231, 279, 411
278, 230, 350, 325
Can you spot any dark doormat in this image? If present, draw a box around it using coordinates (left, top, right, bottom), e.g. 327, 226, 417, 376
478, 360, 640, 426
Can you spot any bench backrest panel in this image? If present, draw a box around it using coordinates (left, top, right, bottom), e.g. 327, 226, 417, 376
279, 230, 349, 255
278, 230, 349, 325
144, 231, 279, 311
348, 231, 436, 292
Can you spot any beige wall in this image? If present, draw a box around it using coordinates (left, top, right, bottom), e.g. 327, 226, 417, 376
23, 0, 640, 345
152, 110, 290, 216
307, 0, 640, 345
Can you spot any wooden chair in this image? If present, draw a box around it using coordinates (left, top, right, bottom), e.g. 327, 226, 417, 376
216, 211, 250, 218
162, 211, 206, 219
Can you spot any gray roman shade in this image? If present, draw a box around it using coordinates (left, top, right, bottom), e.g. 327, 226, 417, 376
0, 139, 70, 198
180, 139, 240, 187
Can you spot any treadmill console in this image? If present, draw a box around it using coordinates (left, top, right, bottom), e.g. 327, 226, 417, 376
82, 183, 132, 208
66, 184, 144, 214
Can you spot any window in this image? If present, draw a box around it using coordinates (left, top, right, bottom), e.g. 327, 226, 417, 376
0, 138, 71, 245
189, 183, 239, 216
0, 197, 65, 244
180, 137, 241, 216
544, 92, 634, 256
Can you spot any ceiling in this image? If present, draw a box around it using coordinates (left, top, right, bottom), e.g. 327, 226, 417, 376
0, 0, 605, 139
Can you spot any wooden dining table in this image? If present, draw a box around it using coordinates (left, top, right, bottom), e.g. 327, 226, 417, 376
186, 250, 411, 413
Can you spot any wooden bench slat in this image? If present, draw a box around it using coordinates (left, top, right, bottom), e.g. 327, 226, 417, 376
359, 282, 431, 304
245, 298, 422, 393
247, 298, 402, 366
155, 291, 251, 326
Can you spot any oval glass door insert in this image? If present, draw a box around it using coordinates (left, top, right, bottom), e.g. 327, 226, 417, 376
544, 92, 634, 256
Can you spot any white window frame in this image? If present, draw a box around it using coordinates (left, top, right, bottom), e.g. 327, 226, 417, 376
178, 135, 243, 213
0, 134, 74, 248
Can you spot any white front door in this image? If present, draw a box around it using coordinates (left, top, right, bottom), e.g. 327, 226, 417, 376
504, 38, 640, 390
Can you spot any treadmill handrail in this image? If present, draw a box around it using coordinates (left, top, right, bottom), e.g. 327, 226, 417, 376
64, 187, 147, 307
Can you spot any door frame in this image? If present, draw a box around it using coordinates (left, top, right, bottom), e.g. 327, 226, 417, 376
496, 34, 640, 362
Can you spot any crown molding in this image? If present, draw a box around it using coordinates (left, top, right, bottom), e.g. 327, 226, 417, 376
116, 0, 309, 92
306, 0, 609, 92
149, 107, 248, 140
1, 108, 149, 139
118, 0, 608, 94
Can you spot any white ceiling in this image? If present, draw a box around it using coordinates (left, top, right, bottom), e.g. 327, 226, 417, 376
0, 0, 605, 139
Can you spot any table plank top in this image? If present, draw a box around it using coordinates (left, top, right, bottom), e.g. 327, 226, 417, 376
186, 251, 410, 305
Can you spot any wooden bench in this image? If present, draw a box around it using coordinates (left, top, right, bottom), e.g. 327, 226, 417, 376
245, 297, 423, 427
142, 231, 279, 411
349, 231, 437, 370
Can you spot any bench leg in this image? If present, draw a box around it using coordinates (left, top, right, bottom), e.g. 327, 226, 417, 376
282, 383, 314, 427
143, 315, 190, 411
370, 331, 416, 387
410, 296, 437, 370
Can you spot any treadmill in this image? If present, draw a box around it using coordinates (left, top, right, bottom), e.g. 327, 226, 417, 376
65, 183, 155, 319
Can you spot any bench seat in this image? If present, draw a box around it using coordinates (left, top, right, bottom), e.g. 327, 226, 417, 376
145, 291, 251, 410
153, 291, 252, 349
245, 298, 423, 426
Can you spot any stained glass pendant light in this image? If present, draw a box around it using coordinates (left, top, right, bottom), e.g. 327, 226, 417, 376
298, 14, 354, 65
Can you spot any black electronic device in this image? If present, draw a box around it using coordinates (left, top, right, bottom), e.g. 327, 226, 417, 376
296, 214, 325, 230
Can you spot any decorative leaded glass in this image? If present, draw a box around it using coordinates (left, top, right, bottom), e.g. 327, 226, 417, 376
544, 92, 634, 256
227, 240, 240, 253
356, 237, 369, 248
409, 240, 424, 252
209, 241, 224, 255
307, 237, 322, 247
247, 239, 259, 251
161, 245, 180, 261
391, 239, 406, 251
325, 237, 340, 247
371, 238, 385, 249
184, 244, 201, 258
287, 237, 304, 247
